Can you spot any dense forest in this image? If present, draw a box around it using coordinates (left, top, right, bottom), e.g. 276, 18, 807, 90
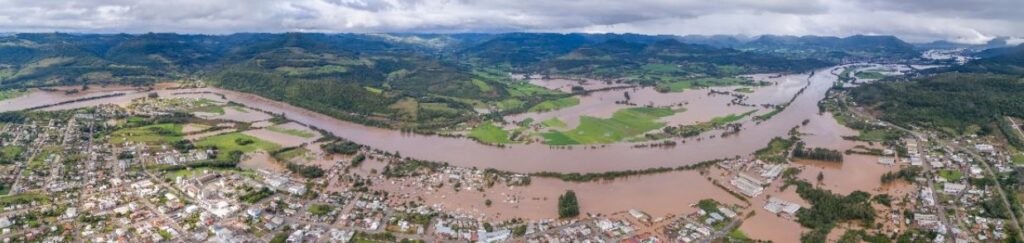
850, 46, 1024, 133
851, 72, 1024, 133
788, 180, 877, 242
791, 142, 844, 162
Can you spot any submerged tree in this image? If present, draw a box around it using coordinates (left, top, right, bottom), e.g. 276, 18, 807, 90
558, 190, 580, 218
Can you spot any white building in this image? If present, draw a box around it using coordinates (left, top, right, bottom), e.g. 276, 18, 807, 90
943, 183, 966, 194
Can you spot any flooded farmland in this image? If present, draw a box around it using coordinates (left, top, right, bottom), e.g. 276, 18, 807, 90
0, 67, 842, 173
371, 167, 743, 221
0, 65, 919, 241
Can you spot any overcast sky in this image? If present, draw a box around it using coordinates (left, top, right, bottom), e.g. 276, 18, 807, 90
0, 0, 1021, 44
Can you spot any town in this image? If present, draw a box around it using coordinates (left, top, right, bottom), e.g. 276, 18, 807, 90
0, 75, 1020, 243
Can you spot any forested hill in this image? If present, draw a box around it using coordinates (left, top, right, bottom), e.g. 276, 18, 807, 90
739, 35, 920, 62
0, 32, 914, 129
850, 44, 1024, 134
955, 44, 1024, 75
459, 37, 830, 83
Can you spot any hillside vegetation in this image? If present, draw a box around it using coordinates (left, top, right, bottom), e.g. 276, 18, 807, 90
0, 32, 913, 131
851, 44, 1024, 134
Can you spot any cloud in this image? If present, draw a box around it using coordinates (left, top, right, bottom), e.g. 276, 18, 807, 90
0, 0, 1020, 43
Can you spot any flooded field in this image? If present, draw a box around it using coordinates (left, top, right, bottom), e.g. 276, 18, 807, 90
2, 66, 843, 173
372, 168, 743, 221
195, 105, 272, 123
238, 151, 287, 174
736, 108, 913, 242
0, 64, 921, 241
243, 122, 321, 148
526, 77, 630, 93
509, 74, 806, 129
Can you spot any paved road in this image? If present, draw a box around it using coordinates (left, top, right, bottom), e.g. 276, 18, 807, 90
952, 143, 1024, 238
849, 107, 957, 241
702, 218, 742, 243
1006, 117, 1024, 140
852, 107, 1024, 241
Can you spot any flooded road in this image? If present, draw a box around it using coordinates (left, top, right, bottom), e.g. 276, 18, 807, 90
0, 67, 839, 173
372, 167, 742, 221
0, 65, 915, 241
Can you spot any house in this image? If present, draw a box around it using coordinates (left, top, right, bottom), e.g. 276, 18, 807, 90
0, 217, 12, 229
286, 184, 307, 195
943, 183, 966, 194
477, 229, 511, 243
717, 207, 737, 218
921, 187, 935, 206
975, 144, 995, 153
629, 209, 649, 221
131, 180, 158, 196
730, 176, 764, 197
760, 164, 784, 179
764, 197, 801, 216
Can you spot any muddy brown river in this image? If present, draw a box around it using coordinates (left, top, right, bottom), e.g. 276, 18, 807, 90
0, 67, 840, 173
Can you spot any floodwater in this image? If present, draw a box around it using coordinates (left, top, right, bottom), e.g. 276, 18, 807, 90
184, 128, 237, 141
526, 77, 630, 93
508, 74, 806, 129
238, 151, 287, 174
195, 106, 271, 123
740, 181, 808, 243
0, 65, 919, 240
2, 66, 840, 173
243, 122, 321, 148
374, 169, 743, 221
737, 107, 913, 242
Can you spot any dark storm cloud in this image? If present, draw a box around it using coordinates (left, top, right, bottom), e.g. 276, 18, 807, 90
0, 0, 1019, 43
855, 0, 1024, 20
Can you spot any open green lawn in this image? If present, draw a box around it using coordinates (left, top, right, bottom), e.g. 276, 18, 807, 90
755, 137, 797, 163
190, 105, 225, 114
0, 146, 24, 164
266, 126, 316, 138
0, 89, 26, 101
855, 71, 886, 79
528, 97, 580, 112
542, 107, 674, 145
1013, 153, 1024, 165
938, 170, 963, 181
109, 123, 184, 144
541, 118, 568, 128
728, 229, 750, 240
309, 204, 334, 216
507, 82, 563, 97
471, 79, 494, 93
195, 132, 280, 161
496, 98, 525, 110
469, 122, 513, 144
185, 98, 226, 114
0, 192, 49, 207
656, 77, 750, 92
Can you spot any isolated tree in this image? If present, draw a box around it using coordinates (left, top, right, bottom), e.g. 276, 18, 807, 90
558, 190, 579, 218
